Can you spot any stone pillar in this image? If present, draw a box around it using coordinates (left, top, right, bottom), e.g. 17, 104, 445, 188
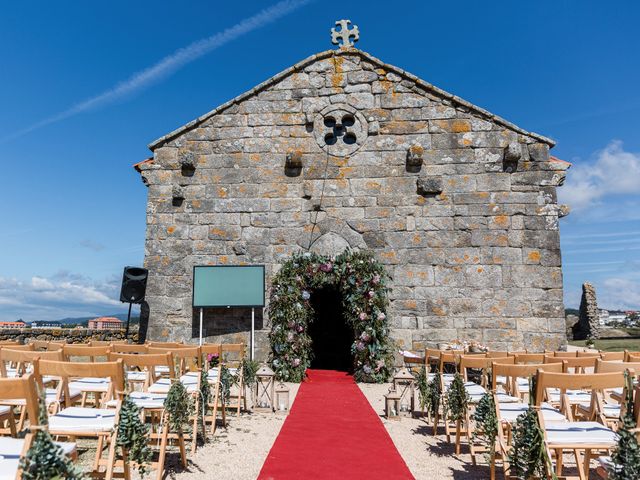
573, 282, 600, 340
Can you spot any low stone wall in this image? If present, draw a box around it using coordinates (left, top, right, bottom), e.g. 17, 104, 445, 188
0, 328, 139, 344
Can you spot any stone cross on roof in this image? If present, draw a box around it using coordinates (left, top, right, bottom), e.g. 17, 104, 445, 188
331, 19, 359, 48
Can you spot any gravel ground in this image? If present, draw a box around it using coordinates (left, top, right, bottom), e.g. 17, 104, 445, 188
358, 383, 488, 480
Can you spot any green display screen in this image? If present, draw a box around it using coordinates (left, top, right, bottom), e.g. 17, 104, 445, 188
192, 265, 265, 307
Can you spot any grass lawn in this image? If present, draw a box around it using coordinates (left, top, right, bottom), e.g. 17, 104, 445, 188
569, 338, 640, 352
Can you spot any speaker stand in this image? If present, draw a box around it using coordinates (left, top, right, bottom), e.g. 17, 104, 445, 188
125, 302, 133, 339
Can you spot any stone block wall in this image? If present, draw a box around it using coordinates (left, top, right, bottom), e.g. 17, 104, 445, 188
138, 48, 568, 355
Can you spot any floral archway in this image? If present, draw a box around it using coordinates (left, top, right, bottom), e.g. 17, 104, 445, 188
268, 250, 393, 383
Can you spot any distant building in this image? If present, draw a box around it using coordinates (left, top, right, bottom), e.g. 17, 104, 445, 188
599, 309, 631, 326
0, 321, 26, 329
88, 317, 123, 331
31, 320, 62, 329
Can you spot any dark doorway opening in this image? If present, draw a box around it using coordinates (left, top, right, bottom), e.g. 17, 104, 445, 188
308, 286, 354, 371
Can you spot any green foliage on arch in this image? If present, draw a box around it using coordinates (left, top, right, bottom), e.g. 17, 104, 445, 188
268, 250, 394, 383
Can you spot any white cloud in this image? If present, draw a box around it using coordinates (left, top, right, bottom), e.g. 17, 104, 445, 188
599, 277, 640, 310
1, 0, 313, 142
559, 140, 640, 212
0, 272, 122, 322
79, 239, 106, 252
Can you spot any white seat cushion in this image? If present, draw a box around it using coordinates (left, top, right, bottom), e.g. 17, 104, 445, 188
545, 421, 618, 446
495, 392, 521, 403
68, 377, 110, 393
126, 371, 148, 382
602, 403, 621, 418
547, 389, 592, 405
499, 402, 567, 424
49, 407, 116, 433
3, 388, 80, 406
0, 406, 11, 416
148, 374, 198, 394
0, 437, 75, 480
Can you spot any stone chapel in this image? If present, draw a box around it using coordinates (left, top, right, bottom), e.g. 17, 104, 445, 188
135, 21, 570, 359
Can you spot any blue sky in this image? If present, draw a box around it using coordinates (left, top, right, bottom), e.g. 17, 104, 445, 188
0, 1, 639, 321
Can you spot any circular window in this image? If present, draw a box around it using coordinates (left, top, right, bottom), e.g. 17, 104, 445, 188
313, 104, 368, 156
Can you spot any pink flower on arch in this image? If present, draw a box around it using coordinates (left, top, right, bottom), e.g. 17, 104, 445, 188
359, 312, 367, 321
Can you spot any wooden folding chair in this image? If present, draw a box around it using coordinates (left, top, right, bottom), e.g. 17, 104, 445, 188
63, 345, 111, 406
534, 370, 629, 480
0, 349, 77, 430
108, 351, 188, 479
148, 346, 204, 453
457, 355, 514, 460
221, 344, 246, 416
589, 359, 640, 428
490, 362, 565, 480
200, 344, 226, 434
34, 358, 129, 480
0, 374, 79, 480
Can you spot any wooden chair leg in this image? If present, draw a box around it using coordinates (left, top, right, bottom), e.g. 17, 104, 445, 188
555, 448, 563, 476
178, 432, 188, 468
455, 420, 462, 455
155, 424, 169, 480
583, 449, 592, 479
93, 434, 105, 472
105, 433, 119, 480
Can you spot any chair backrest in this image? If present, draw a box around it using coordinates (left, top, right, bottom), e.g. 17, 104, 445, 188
89, 340, 111, 347
600, 351, 625, 361
108, 352, 175, 389
553, 351, 578, 358
486, 351, 509, 358
492, 361, 564, 389
110, 343, 149, 354
31, 340, 67, 351
63, 345, 110, 361
513, 353, 545, 364
544, 354, 597, 373
0, 340, 21, 346
626, 352, 640, 362
577, 351, 601, 357
147, 346, 201, 373
534, 370, 630, 406
438, 351, 462, 372
0, 344, 34, 352
596, 359, 640, 375
459, 355, 513, 386
147, 341, 186, 348
0, 374, 39, 428
35, 359, 125, 407
221, 343, 246, 367
0, 348, 64, 377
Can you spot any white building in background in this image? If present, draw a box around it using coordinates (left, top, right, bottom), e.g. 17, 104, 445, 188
599, 309, 630, 326
599, 309, 610, 326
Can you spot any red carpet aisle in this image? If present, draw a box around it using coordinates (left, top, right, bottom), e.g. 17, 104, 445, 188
258, 369, 414, 480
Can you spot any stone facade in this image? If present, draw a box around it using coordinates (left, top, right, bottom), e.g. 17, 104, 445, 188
136, 47, 569, 357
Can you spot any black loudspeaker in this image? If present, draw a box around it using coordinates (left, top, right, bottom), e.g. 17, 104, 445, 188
119, 266, 148, 304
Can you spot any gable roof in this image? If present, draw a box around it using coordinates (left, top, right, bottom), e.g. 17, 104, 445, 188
148, 48, 555, 151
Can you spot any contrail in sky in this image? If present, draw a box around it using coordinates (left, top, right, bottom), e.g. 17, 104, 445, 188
1, 0, 313, 143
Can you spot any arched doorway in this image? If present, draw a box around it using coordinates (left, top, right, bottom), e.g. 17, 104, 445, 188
268, 250, 393, 383
308, 286, 354, 371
